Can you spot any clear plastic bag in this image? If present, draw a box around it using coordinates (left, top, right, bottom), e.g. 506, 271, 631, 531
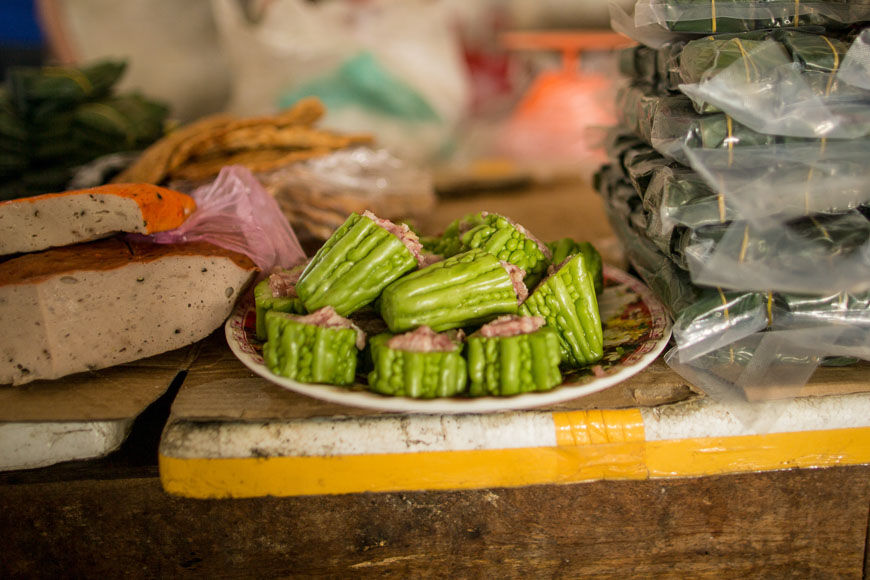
684, 141, 870, 223
679, 35, 870, 139
597, 166, 870, 361
257, 146, 435, 246
680, 210, 870, 294
139, 165, 307, 278
634, 0, 870, 34
616, 86, 790, 164
664, 338, 821, 430
838, 29, 870, 90
649, 93, 783, 161
666, 322, 870, 430
598, 165, 704, 315
644, 164, 737, 233
610, 2, 694, 50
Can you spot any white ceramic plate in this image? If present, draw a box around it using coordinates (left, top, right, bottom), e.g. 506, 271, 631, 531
226, 265, 671, 414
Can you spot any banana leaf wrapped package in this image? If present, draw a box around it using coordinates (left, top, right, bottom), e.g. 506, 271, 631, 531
667, 32, 780, 111
671, 30, 850, 93
466, 316, 563, 396
622, 141, 677, 196
296, 210, 423, 316
601, 177, 773, 360
646, 93, 781, 161
618, 44, 662, 86
379, 248, 526, 333
679, 33, 870, 140
641, 164, 738, 250
615, 86, 778, 162
598, 167, 704, 315
678, 210, 870, 294
0, 60, 169, 199
367, 326, 467, 398
606, 138, 865, 226
6, 61, 127, 121
616, 85, 870, 169
72, 94, 169, 157
263, 307, 365, 386
615, 84, 664, 145
632, 0, 870, 35
684, 141, 870, 223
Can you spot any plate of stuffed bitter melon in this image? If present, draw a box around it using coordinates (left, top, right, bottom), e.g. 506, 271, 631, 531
226, 210, 671, 413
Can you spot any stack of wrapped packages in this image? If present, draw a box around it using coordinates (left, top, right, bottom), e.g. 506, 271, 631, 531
599, 1, 870, 421
0, 61, 169, 200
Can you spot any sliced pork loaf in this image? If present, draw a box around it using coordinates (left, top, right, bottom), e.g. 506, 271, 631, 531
0, 237, 256, 385
0, 183, 196, 255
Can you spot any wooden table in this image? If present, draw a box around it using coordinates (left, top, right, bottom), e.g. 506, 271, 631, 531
3, 179, 870, 578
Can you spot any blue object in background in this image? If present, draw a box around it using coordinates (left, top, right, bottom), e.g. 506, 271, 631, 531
0, 0, 44, 45
1, 0, 46, 79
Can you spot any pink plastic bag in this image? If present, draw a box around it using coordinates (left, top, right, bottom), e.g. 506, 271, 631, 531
137, 165, 307, 279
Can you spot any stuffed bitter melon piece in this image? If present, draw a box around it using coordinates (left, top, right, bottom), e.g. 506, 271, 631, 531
295, 210, 422, 316
520, 252, 603, 367
466, 315, 562, 396
546, 238, 604, 295
459, 212, 552, 286
367, 326, 467, 398
420, 212, 484, 259
254, 263, 308, 341
263, 307, 365, 385
379, 248, 526, 333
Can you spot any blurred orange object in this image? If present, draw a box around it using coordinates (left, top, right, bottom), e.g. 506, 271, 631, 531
498, 31, 635, 168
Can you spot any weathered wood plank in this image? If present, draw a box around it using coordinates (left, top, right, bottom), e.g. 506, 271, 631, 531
1, 466, 868, 578
0, 344, 195, 422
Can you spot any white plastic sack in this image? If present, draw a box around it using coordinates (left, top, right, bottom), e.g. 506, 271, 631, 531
210, 0, 471, 163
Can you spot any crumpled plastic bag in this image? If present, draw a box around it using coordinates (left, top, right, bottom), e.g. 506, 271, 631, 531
135, 165, 306, 279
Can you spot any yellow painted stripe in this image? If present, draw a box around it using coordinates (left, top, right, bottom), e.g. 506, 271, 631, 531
160, 426, 870, 499
646, 427, 870, 477
160, 443, 649, 499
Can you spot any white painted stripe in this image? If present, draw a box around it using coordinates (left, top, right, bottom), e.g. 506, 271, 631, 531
0, 420, 133, 471
162, 391, 870, 460
642, 393, 870, 441
161, 412, 558, 459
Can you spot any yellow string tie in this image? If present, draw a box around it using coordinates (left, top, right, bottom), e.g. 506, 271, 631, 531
766, 292, 774, 327
711, 0, 717, 33
738, 224, 750, 263
717, 287, 731, 322
733, 39, 754, 84
726, 114, 735, 168
810, 216, 833, 242
822, 35, 840, 97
